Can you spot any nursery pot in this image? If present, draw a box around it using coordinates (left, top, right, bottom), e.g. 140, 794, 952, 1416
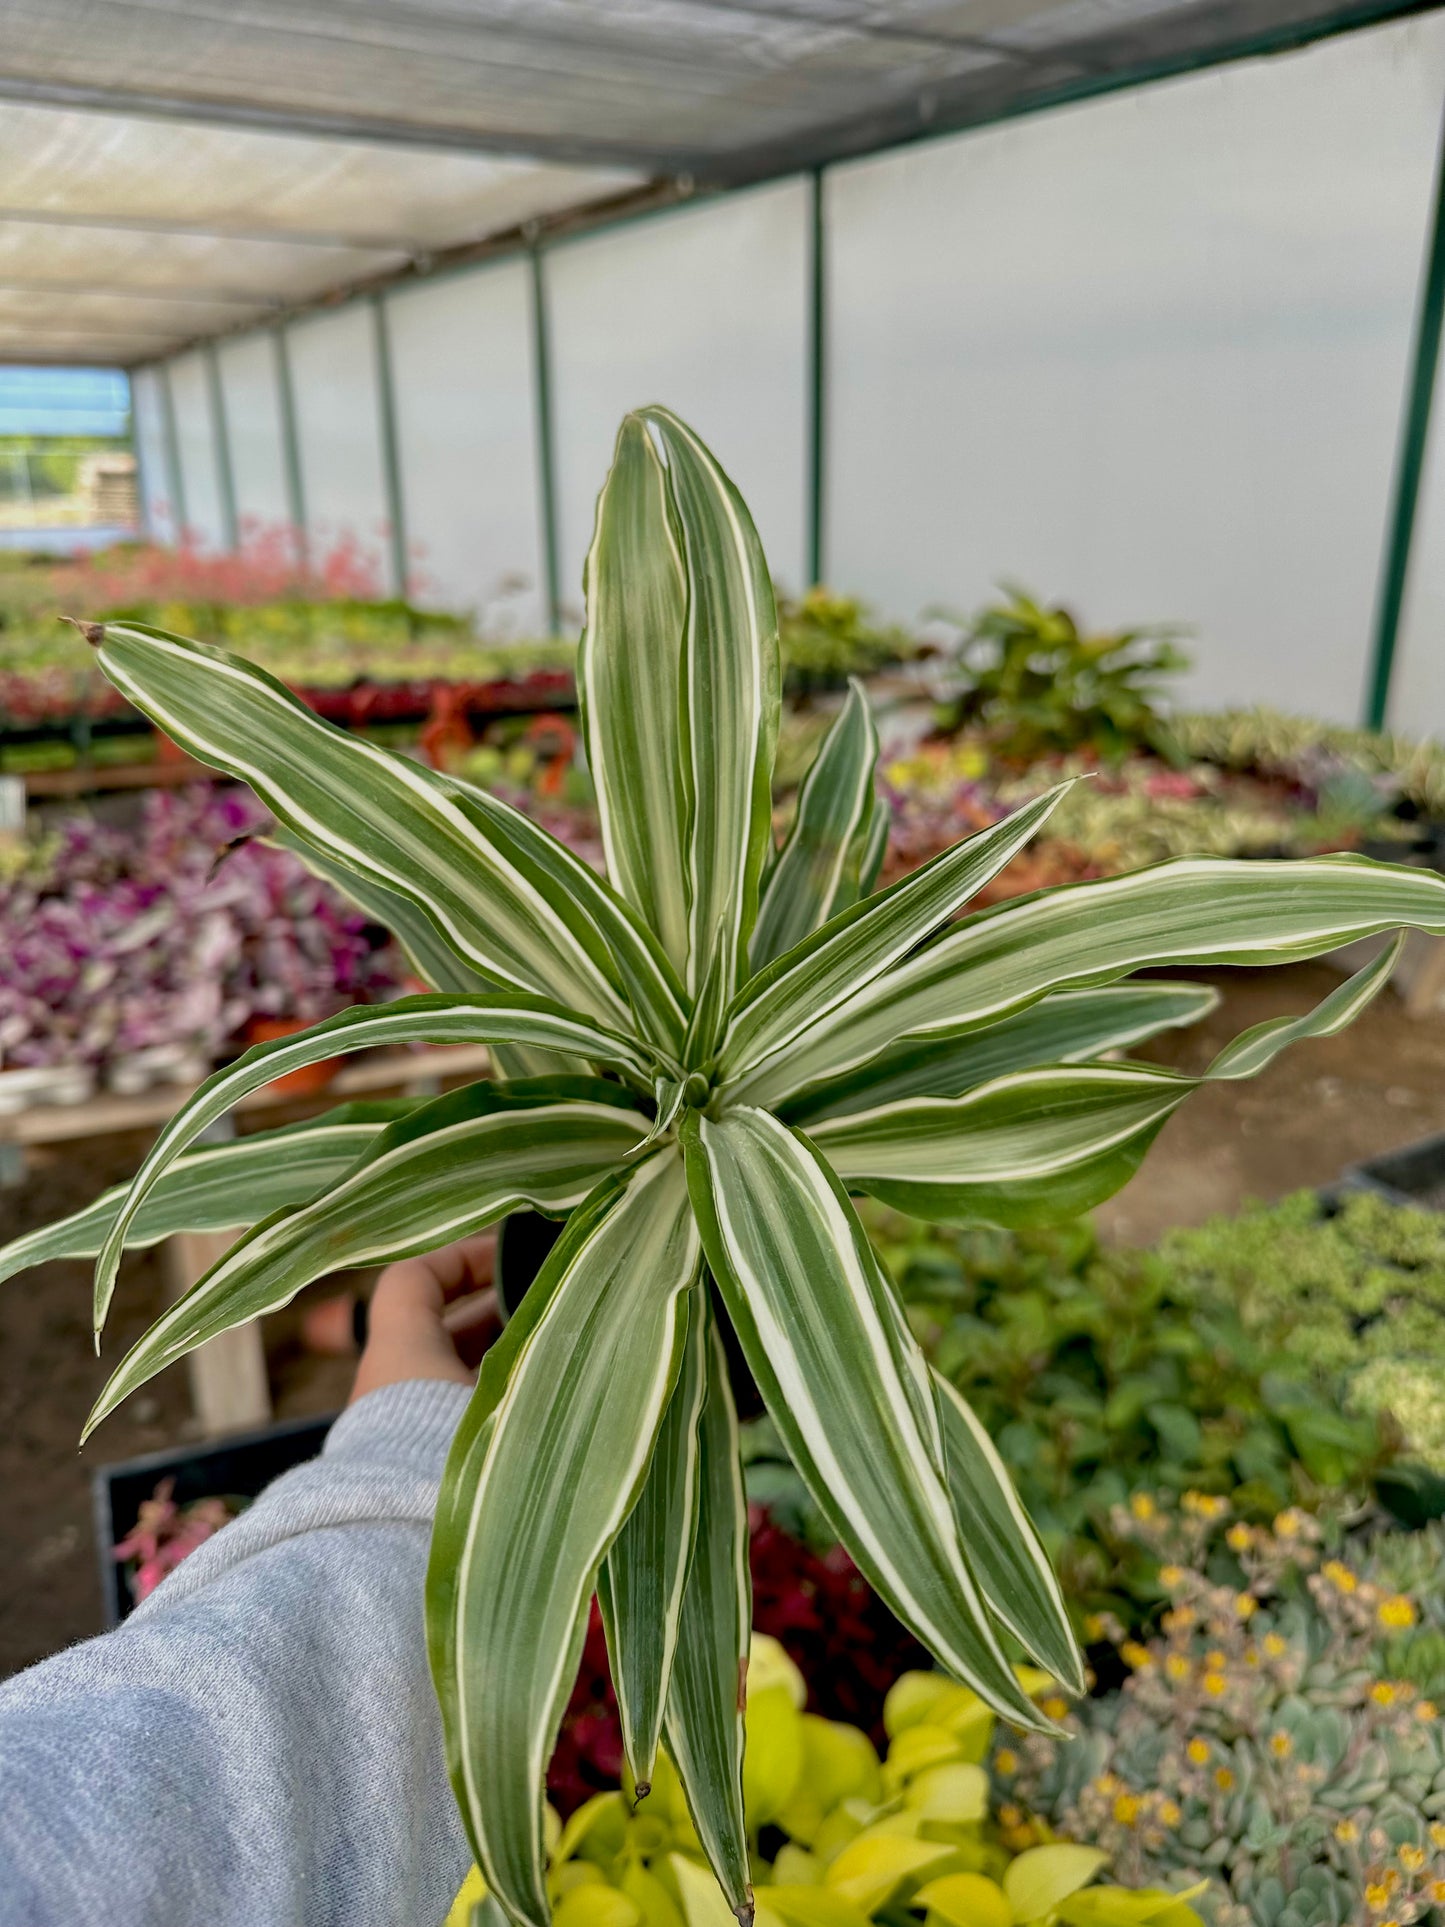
92, 1412, 335, 1628
245, 1016, 342, 1097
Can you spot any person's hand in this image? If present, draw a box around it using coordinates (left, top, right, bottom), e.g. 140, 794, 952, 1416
347, 1232, 501, 1405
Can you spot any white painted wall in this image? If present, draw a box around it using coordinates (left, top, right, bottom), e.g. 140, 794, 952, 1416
285, 304, 391, 590
216, 331, 292, 545
384, 264, 546, 633
166, 349, 226, 551
547, 180, 811, 622
130, 365, 174, 544
825, 12, 1445, 724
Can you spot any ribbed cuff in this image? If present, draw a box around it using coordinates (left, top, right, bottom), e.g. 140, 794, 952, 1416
323, 1378, 473, 1481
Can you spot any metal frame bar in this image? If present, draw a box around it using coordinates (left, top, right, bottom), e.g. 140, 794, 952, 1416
806, 166, 827, 589
126, 368, 151, 542
158, 359, 187, 539
272, 326, 310, 572
1365, 90, 1445, 730
371, 296, 411, 598
529, 245, 564, 637
203, 340, 239, 550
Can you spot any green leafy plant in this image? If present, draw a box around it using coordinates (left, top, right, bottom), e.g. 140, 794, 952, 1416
998, 1497, 1445, 1926
936, 588, 1189, 766
447, 1637, 1203, 1927
12, 409, 1445, 1927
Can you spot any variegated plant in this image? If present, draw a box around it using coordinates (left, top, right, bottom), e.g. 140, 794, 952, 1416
10, 407, 1445, 1927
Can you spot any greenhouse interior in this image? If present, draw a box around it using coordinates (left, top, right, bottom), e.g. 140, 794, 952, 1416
11, 3, 1445, 1924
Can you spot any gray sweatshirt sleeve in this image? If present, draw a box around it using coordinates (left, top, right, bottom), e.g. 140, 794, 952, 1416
0, 1378, 475, 1927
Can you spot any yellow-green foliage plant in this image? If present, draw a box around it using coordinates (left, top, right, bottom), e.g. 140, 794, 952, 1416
446, 1638, 1204, 1927
11, 410, 1445, 1927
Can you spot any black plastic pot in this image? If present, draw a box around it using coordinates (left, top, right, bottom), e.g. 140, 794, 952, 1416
92, 1411, 336, 1628
1345, 1130, 1445, 1212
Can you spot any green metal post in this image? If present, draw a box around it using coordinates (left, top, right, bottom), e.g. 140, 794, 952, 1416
203, 341, 239, 551
158, 360, 187, 542
807, 166, 827, 589
371, 295, 410, 599
1366, 93, 1445, 730
272, 325, 310, 574
529, 244, 564, 636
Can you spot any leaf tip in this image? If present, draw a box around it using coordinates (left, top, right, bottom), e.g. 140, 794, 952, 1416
59, 616, 106, 649
734, 1888, 755, 1927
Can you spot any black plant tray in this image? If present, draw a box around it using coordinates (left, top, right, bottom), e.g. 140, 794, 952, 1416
1344, 1130, 1445, 1213
92, 1411, 336, 1628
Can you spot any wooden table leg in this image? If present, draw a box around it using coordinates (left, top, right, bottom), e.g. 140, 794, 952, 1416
164, 1229, 272, 1437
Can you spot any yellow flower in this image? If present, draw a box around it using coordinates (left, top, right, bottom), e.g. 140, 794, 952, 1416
1214, 1767, 1235, 1791
1130, 1493, 1156, 1521
1226, 1523, 1252, 1553
1158, 1565, 1186, 1588
1121, 1641, 1152, 1670
1084, 1613, 1107, 1642
1323, 1560, 1358, 1594
995, 1749, 1018, 1775
1183, 1491, 1227, 1519
1206, 1649, 1227, 1669
1379, 1595, 1418, 1630
1274, 1508, 1304, 1537
997, 1803, 1024, 1828
1041, 1696, 1069, 1722
1431, 1880, 1445, 1904
1431, 1822, 1445, 1849
1159, 1800, 1182, 1827
1335, 1819, 1359, 1844
1269, 1732, 1292, 1758
1417, 1700, 1439, 1721
1399, 1845, 1426, 1872
1371, 1682, 1399, 1708
1164, 1606, 1196, 1633
1235, 1592, 1257, 1619
1263, 1633, 1288, 1659
1113, 1794, 1142, 1825
1094, 1774, 1121, 1798
1165, 1654, 1191, 1682
1203, 1672, 1228, 1697
1187, 1738, 1210, 1765
1366, 1884, 1392, 1912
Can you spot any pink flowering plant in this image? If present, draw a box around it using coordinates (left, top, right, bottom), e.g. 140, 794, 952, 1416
112, 1477, 241, 1603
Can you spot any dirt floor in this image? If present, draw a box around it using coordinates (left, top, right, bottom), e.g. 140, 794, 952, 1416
6, 957, 1445, 1679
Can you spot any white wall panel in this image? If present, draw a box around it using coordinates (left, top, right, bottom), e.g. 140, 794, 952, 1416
167, 349, 226, 551
217, 332, 291, 546
548, 180, 810, 623
386, 265, 545, 632
131, 365, 174, 543
826, 15, 1445, 724
286, 304, 390, 588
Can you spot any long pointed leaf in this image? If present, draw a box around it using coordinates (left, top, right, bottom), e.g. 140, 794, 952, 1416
83, 1082, 649, 1440
0, 1101, 415, 1287
664, 1297, 753, 1923
639, 407, 780, 999
599, 1280, 708, 1793
734, 853, 1445, 1108
434, 1151, 701, 1927
750, 679, 879, 971
783, 983, 1218, 1125
718, 786, 1071, 1086
579, 414, 691, 975
89, 621, 635, 1029
814, 939, 1400, 1225
932, 1374, 1082, 1690
92, 991, 661, 1336
681, 1105, 1045, 1729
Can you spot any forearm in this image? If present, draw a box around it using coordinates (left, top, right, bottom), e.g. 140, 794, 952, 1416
0, 1380, 473, 1927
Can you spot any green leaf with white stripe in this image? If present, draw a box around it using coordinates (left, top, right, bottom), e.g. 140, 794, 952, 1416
932, 1373, 1081, 1690
430, 1149, 701, 1927
681, 1105, 1045, 1731
579, 414, 691, 976
718, 785, 1072, 1086
664, 1298, 752, 1920
732, 852, 1445, 1108
638, 407, 780, 999
783, 982, 1218, 1124
92, 991, 662, 1337
599, 1280, 708, 1794
83, 1080, 648, 1441
751, 679, 880, 971
90, 621, 635, 1031
0, 1101, 415, 1287
815, 939, 1400, 1226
